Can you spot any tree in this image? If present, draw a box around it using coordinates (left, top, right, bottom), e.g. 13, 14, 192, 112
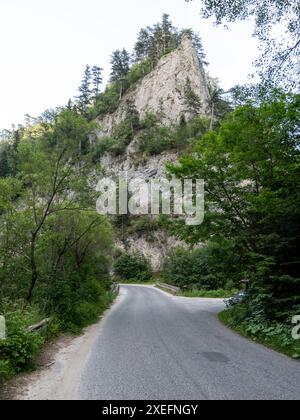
181, 29, 208, 65
16, 110, 100, 301
184, 77, 202, 117
133, 15, 180, 69
134, 28, 153, 63
169, 91, 300, 319
207, 79, 231, 129
114, 252, 152, 282
92, 66, 103, 99
0, 144, 9, 177
77, 65, 93, 113
161, 14, 175, 53
124, 101, 140, 133
110, 49, 131, 99
10, 129, 21, 176
0, 129, 12, 141
185, 0, 300, 89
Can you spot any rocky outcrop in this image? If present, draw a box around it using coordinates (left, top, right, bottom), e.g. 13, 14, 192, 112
115, 230, 188, 272
96, 35, 210, 137
96, 36, 208, 270
100, 150, 178, 182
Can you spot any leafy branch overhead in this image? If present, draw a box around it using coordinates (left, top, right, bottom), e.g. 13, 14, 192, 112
185, 0, 300, 89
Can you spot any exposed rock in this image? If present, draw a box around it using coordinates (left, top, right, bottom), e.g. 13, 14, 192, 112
115, 230, 188, 272
100, 150, 179, 182
96, 35, 210, 137
96, 36, 208, 269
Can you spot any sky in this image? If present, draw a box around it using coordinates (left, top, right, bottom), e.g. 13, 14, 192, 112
0, 0, 260, 130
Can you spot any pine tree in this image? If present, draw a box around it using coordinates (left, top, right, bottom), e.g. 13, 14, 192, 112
134, 16, 179, 69
67, 99, 74, 110
124, 101, 140, 133
110, 49, 131, 98
208, 80, 231, 129
0, 145, 9, 177
77, 65, 92, 112
161, 14, 175, 53
92, 66, 103, 98
9, 129, 21, 176
110, 50, 131, 82
134, 28, 153, 63
184, 77, 202, 117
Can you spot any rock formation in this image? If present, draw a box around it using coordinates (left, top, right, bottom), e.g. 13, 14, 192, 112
96, 35, 209, 269
97, 35, 210, 137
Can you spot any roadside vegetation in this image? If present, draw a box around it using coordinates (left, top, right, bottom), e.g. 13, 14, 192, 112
219, 308, 300, 360
165, 91, 300, 358
113, 252, 153, 283
1, 3, 300, 385
181, 289, 238, 299
0, 14, 195, 382
0, 109, 117, 382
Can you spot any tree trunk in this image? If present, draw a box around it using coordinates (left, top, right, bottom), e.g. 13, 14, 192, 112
26, 233, 38, 302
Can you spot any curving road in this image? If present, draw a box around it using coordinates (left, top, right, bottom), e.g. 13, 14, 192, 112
77, 285, 300, 400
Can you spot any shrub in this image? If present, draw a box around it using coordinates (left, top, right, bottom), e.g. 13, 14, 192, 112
0, 306, 44, 379
181, 289, 238, 298
93, 83, 120, 117
220, 304, 300, 359
138, 115, 210, 156
44, 272, 112, 332
162, 241, 243, 290
138, 125, 175, 155
114, 252, 152, 282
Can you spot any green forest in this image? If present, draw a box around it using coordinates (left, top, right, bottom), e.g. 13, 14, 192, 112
0, 2, 300, 384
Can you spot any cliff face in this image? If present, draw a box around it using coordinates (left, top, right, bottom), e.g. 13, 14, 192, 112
96, 36, 208, 269
97, 35, 210, 137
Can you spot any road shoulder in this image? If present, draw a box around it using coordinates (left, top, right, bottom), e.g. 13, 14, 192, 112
1, 293, 124, 400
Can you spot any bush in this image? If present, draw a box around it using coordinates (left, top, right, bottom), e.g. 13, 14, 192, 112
0, 306, 44, 379
162, 241, 243, 290
72, 291, 115, 332
220, 304, 300, 359
181, 289, 238, 298
138, 115, 210, 156
44, 272, 113, 332
138, 125, 175, 155
114, 252, 152, 282
93, 83, 120, 118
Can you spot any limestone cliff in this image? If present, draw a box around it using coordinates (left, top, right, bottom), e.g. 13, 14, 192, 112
97, 35, 210, 137
96, 36, 208, 270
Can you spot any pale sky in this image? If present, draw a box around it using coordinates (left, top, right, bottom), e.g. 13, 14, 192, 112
0, 0, 260, 130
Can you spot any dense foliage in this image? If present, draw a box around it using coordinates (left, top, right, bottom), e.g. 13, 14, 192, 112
186, 0, 300, 89
114, 252, 152, 282
0, 108, 115, 379
163, 240, 243, 291
1, 8, 299, 383
167, 92, 300, 329
74, 14, 208, 122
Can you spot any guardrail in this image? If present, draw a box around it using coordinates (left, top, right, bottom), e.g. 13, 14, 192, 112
157, 282, 181, 295
111, 283, 120, 294
27, 318, 51, 334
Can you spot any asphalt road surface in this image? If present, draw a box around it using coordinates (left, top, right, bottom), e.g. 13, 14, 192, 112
77, 285, 300, 400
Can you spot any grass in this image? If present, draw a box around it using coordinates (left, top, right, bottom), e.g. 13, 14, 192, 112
219, 309, 300, 361
180, 289, 238, 298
